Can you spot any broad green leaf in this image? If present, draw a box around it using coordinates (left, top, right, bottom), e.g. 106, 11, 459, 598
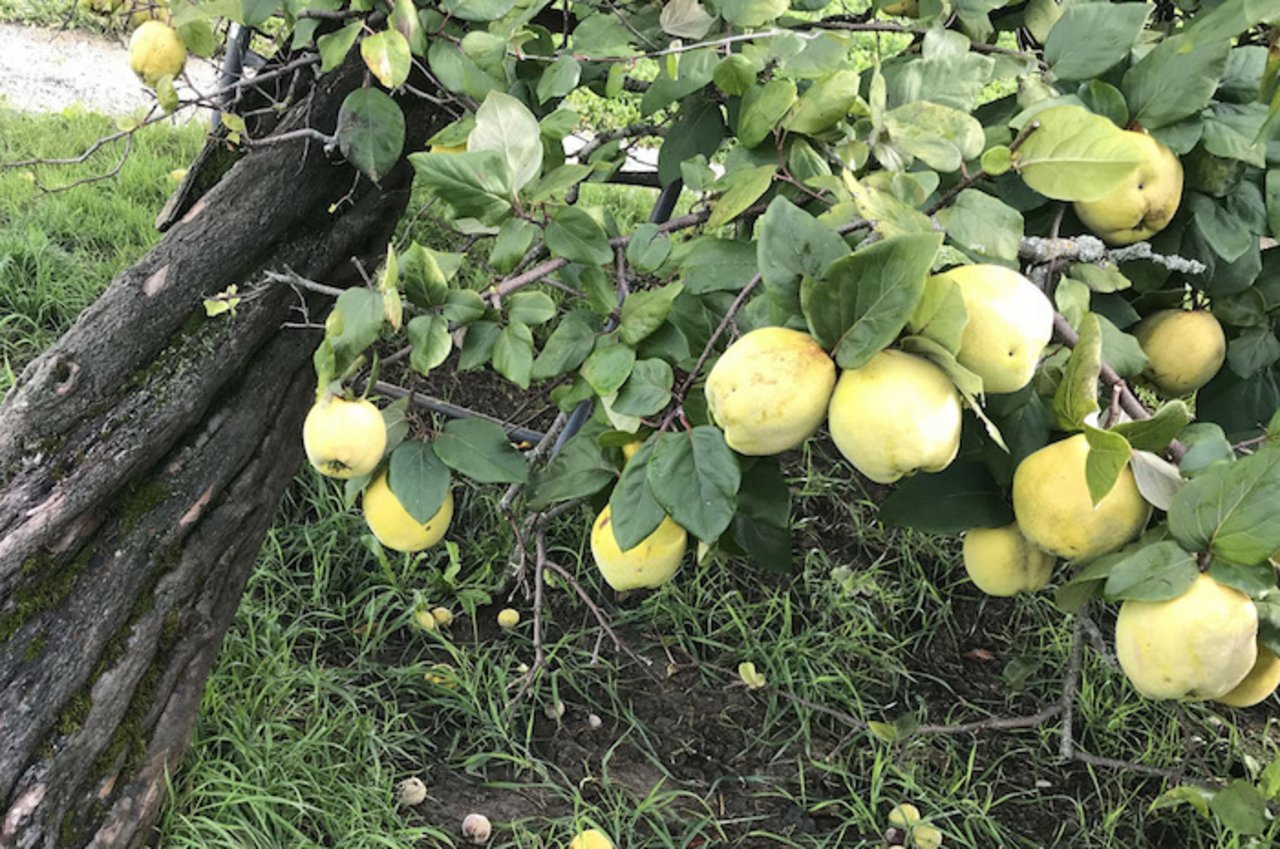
729, 456, 793, 573
507, 291, 556, 326
1178, 422, 1236, 476
1228, 327, 1280, 378
441, 0, 516, 21
1102, 540, 1199, 602
1122, 34, 1232, 130
1209, 558, 1276, 595
842, 174, 934, 237
1012, 105, 1145, 202
883, 100, 985, 172
880, 460, 1014, 533
489, 217, 537, 274
1131, 450, 1183, 512
433, 418, 528, 483
784, 70, 860, 136
408, 149, 513, 224
660, 0, 715, 38
317, 22, 360, 71
468, 91, 543, 193
713, 54, 756, 96
407, 314, 451, 376
1150, 785, 1214, 819
907, 273, 969, 356
361, 29, 411, 89
659, 97, 726, 186
1209, 781, 1268, 836
526, 431, 615, 509
1168, 443, 1280, 566
428, 40, 498, 101
720, 0, 786, 27
581, 342, 636, 396
336, 88, 406, 183
532, 310, 600, 380
610, 441, 668, 549
612, 359, 675, 417
401, 243, 461, 306
326, 288, 384, 369
1083, 425, 1131, 507
545, 206, 612, 266
879, 32, 996, 112
1097, 316, 1148, 379
681, 238, 758, 295
647, 426, 741, 543
620, 283, 683, 346
443, 290, 486, 324
756, 197, 849, 309
935, 190, 1024, 264
642, 50, 718, 116
571, 14, 639, 59
1044, 3, 1149, 81
536, 55, 581, 104
707, 165, 775, 230
387, 441, 451, 524
626, 224, 672, 273
492, 321, 534, 389
388, 0, 424, 55
801, 233, 943, 369
1051, 313, 1102, 431
738, 80, 797, 149
1112, 401, 1190, 452
459, 320, 499, 369
524, 164, 593, 203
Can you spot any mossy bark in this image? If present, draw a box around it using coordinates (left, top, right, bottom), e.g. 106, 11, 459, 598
0, 55, 443, 848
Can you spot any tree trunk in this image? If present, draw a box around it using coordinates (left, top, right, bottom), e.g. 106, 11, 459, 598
0, 57, 442, 848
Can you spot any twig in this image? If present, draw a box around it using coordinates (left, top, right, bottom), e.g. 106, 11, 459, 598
1069, 751, 1182, 781
543, 558, 658, 676
909, 704, 1062, 737
1058, 603, 1088, 758
498, 411, 571, 514
370, 380, 546, 444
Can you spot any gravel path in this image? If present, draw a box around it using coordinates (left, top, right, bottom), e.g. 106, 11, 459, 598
0, 21, 218, 116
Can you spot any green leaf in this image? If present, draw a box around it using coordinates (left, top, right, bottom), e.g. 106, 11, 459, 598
361, 29, 411, 89
1044, 3, 1149, 82
729, 457, 793, 573
493, 321, 534, 389
626, 224, 672, 273
526, 431, 615, 509
907, 273, 969, 356
1228, 327, 1280, 378
1209, 781, 1268, 836
660, 0, 716, 38
388, 0, 424, 55
536, 55, 581, 104
581, 342, 636, 396
646, 426, 741, 543
713, 54, 756, 97
401, 243, 460, 307
756, 197, 849, 310
459, 321, 499, 369
1013, 105, 1145, 202
737, 80, 796, 149
336, 88, 406, 183
507, 291, 556, 326
532, 310, 600, 380
720, 0, 786, 27
545, 206, 612, 266
571, 13, 639, 58
408, 149, 512, 224
883, 100, 985, 172
1084, 425, 1132, 507
326, 288, 384, 369
489, 217, 537, 274
844, 175, 934, 238
1051, 313, 1102, 431
387, 441, 451, 524
620, 283, 684, 346
1178, 423, 1236, 476
784, 70, 860, 136
1150, 785, 1214, 819
708, 165, 775, 230
407, 314, 451, 376
681, 238, 758, 295
468, 91, 543, 194
801, 233, 943, 369
440, 0, 516, 21
524, 164, 593, 203
433, 418, 528, 483
317, 21, 360, 71
610, 441, 668, 549
1122, 34, 1232, 130
1111, 402, 1190, 454
880, 460, 1014, 533
659, 97, 726, 186
612, 359, 674, 417
935, 189, 1024, 264
1168, 443, 1280, 566
1102, 540, 1199, 602
443, 289, 486, 324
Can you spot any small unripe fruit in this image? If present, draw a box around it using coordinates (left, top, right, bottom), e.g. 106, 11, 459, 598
396, 777, 427, 806
497, 608, 520, 628
461, 813, 492, 844
431, 606, 453, 626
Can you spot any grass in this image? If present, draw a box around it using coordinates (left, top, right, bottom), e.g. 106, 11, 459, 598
3, 106, 1280, 849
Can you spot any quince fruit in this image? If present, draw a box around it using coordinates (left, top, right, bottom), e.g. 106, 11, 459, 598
827, 349, 962, 484
363, 473, 453, 552
1133, 309, 1225, 396
129, 20, 185, 87
1011, 434, 1150, 561
590, 504, 686, 591
303, 394, 386, 479
1215, 643, 1280, 708
1073, 132, 1183, 246
705, 327, 836, 456
568, 829, 614, 849
931, 264, 1054, 394
1115, 573, 1257, 700
962, 523, 1055, 597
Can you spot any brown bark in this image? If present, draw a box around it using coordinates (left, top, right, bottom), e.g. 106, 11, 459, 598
0, 55, 443, 847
